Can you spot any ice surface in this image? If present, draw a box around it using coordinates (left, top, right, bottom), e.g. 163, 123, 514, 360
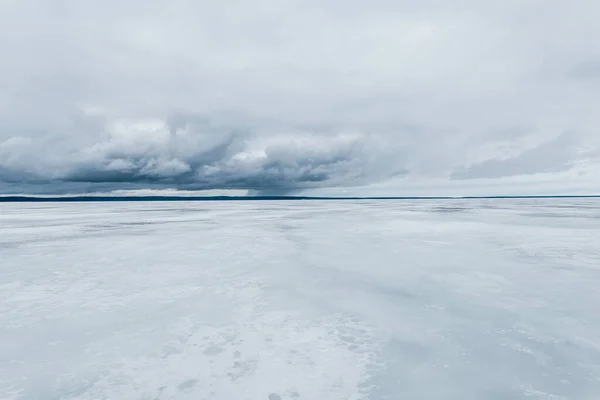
1, 199, 600, 399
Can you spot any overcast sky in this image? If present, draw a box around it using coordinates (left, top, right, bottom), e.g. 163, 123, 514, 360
0, 0, 599, 195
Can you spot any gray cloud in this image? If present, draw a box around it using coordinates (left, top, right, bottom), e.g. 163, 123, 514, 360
570, 58, 600, 80
451, 132, 582, 180
1, 0, 599, 195
0, 113, 404, 194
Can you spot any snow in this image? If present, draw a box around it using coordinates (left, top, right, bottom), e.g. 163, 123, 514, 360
1, 199, 600, 399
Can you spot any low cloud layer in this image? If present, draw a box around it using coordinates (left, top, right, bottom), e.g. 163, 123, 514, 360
1, 0, 599, 195
0, 113, 406, 194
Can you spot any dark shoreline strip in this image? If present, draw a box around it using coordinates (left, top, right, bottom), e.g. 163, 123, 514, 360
1, 195, 599, 203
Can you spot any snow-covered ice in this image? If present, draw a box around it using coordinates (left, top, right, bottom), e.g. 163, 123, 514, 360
1, 199, 599, 399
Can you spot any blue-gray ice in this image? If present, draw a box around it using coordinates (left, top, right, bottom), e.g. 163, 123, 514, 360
1, 199, 599, 399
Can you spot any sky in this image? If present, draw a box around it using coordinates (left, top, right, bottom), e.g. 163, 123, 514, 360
0, 0, 599, 196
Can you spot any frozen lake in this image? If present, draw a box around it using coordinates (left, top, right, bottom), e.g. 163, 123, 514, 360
1, 199, 599, 399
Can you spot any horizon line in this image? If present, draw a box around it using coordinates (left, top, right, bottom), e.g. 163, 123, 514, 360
1, 194, 599, 203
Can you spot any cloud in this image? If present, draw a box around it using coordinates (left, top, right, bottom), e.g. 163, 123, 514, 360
451, 132, 583, 180
0, 113, 406, 194
570, 58, 600, 80
0, 0, 599, 195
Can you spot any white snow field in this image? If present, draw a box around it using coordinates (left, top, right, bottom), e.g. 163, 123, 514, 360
1, 199, 599, 400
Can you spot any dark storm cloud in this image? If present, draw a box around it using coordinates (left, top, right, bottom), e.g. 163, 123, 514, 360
60, 133, 366, 193
0, 114, 393, 194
